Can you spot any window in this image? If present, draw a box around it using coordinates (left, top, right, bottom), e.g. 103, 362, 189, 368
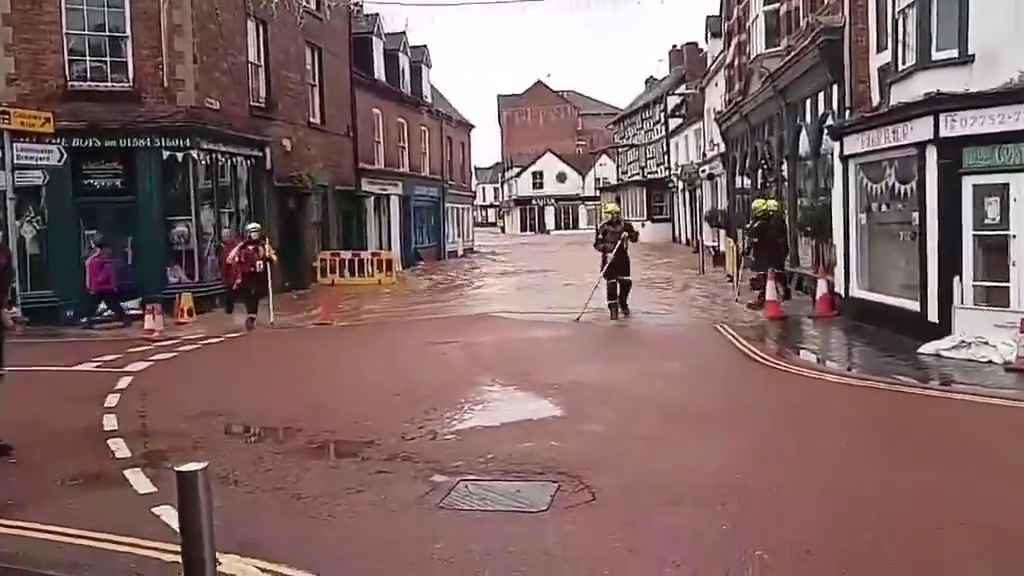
397, 119, 409, 171
445, 136, 453, 181
246, 17, 268, 107
305, 43, 323, 124
876, 0, 889, 52
372, 109, 384, 168
895, 0, 918, 70
399, 58, 410, 93
932, 0, 960, 59
651, 191, 669, 219
763, 0, 781, 51
459, 143, 466, 183
531, 171, 544, 191
420, 126, 430, 175
63, 0, 133, 87
301, 0, 321, 11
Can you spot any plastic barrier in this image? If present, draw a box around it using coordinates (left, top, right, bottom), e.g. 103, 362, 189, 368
315, 250, 397, 286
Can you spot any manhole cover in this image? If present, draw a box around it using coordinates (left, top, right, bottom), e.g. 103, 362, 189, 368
439, 480, 559, 513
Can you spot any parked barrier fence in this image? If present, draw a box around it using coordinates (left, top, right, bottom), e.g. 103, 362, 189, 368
315, 250, 397, 286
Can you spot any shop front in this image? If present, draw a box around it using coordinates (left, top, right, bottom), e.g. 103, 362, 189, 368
445, 188, 474, 256
361, 177, 404, 268
406, 179, 442, 263
7, 129, 267, 322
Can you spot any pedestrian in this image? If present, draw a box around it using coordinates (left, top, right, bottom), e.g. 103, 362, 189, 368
744, 198, 789, 310
220, 228, 241, 314
593, 202, 639, 320
0, 232, 14, 458
82, 234, 130, 328
226, 222, 277, 331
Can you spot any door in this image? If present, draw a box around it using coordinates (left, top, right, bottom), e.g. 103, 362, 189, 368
279, 194, 308, 290
79, 201, 138, 295
962, 174, 1024, 309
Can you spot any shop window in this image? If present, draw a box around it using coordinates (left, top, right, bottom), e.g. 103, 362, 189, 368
650, 191, 669, 219
414, 204, 438, 247
854, 152, 920, 304
14, 185, 51, 293
970, 183, 1012, 308
63, 0, 133, 88
555, 204, 580, 231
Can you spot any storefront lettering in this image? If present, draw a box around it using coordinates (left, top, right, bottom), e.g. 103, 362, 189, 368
941, 104, 1024, 138
843, 116, 934, 156
18, 135, 192, 149
963, 143, 1024, 170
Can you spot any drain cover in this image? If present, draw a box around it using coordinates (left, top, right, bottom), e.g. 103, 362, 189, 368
439, 480, 559, 513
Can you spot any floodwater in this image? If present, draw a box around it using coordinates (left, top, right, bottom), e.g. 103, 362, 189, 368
446, 381, 564, 432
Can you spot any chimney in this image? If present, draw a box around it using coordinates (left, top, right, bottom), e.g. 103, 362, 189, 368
645, 76, 659, 89
668, 44, 685, 72
681, 41, 707, 81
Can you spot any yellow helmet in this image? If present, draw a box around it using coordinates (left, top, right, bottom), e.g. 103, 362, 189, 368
752, 198, 781, 218
603, 202, 621, 216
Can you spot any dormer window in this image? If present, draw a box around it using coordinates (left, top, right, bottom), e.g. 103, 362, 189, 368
410, 45, 432, 102
372, 35, 386, 82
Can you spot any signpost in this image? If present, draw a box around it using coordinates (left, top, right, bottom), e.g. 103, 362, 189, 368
2, 106, 56, 310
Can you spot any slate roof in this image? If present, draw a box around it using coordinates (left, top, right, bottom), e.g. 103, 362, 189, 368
352, 12, 381, 36
385, 32, 408, 52
410, 45, 431, 66
513, 149, 597, 180
558, 90, 621, 115
613, 67, 688, 122
474, 161, 503, 185
432, 85, 473, 127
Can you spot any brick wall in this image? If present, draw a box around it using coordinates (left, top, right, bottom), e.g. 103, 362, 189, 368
500, 103, 578, 166
846, 0, 873, 113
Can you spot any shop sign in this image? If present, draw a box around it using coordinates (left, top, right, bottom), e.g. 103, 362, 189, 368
22, 135, 191, 149
13, 143, 67, 166
79, 158, 126, 192
843, 116, 934, 156
0, 106, 55, 134
361, 178, 402, 195
197, 139, 263, 157
414, 185, 441, 198
941, 103, 1024, 138
963, 143, 1024, 170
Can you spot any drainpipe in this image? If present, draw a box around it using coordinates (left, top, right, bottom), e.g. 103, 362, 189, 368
348, 4, 362, 250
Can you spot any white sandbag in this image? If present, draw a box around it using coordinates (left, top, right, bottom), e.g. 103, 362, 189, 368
917, 334, 1017, 365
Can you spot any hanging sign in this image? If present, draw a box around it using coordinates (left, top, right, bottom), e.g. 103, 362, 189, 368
963, 143, 1024, 171
0, 106, 55, 134
843, 116, 934, 156
13, 142, 67, 166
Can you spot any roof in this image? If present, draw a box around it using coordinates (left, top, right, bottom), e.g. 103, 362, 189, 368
384, 32, 408, 53
432, 84, 473, 127
613, 67, 688, 122
410, 45, 431, 67
558, 90, 621, 115
512, 149, 597, 180
474, 161, 503, 185
352, 12, 382, 36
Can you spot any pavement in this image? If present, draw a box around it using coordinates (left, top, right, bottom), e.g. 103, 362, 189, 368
3, 229, 1024, 575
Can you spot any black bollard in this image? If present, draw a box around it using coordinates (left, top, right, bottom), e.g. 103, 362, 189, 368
175, 461, 217, 576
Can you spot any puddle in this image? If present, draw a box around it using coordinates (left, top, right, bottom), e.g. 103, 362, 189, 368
304, 439, 375, 461
224, 424, 301, 444
447, 382, 563, 431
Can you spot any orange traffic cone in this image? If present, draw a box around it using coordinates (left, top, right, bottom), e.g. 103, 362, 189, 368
143, 303, 165, 340
763, 269, 787, 321
810, 266, 838, 318
1005, 319, 1024, 372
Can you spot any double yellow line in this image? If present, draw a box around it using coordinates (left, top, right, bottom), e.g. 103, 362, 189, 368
0, 518, 316, 576
714, 323, 1024, 409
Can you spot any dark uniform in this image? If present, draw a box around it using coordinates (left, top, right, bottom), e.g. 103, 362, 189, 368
594, 217, 639, 319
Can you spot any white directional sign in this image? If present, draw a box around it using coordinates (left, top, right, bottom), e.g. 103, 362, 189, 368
13, 142, 67, 166
0, 170, 49, 190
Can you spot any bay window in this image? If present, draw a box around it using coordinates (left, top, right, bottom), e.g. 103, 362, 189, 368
894, 0, 969, 72
63, 0, 133, 87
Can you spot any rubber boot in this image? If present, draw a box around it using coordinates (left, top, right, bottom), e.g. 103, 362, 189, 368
245, 315, 256, 331
609, 304, 620, 321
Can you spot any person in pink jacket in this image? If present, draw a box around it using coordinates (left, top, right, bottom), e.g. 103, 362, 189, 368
82, 235, 129, 328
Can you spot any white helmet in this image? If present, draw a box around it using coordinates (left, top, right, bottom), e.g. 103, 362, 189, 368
244, 222, 263, 235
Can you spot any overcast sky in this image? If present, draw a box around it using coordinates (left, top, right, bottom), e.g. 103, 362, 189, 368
368, 0, 720, 167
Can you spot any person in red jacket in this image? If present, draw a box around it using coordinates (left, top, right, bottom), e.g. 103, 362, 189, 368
220, 228, 241, 314
82, 235, 129, 328
226, 223, 277, 331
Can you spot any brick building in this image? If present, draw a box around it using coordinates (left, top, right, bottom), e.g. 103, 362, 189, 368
1, 0, 357, 320
351, 12, 473, 265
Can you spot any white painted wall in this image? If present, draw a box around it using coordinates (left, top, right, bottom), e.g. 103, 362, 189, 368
584, 154, 617, 197
831, 144, 845, 296
513, 152, 584, 197
372, 36, 386, 82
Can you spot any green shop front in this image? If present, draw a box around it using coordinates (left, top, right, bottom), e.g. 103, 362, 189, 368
8, 129, 268, 323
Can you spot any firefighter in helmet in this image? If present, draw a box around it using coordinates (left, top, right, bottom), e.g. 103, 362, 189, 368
594, 202, 640, 320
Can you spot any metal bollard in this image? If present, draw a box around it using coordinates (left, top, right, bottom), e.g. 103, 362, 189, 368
175, 461, 217, 576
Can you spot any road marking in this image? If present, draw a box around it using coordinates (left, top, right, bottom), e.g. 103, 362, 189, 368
223, 332, 243, 338
102, 413, 119, 432
114, 376, 134, 391
123, 361, 155, 372
125, 345, 155, 353
122, 468, 158, 495
106, 438, 132, 459
714, 324, 1024, 409
149, 505, 180, 533
151, 339, 181, 347
0, 518, 319, 575
103, 393, 121, 408
7, 366, 134, 373
174, 344, 202, 352
71, 361, 103, 370
199, 337, 225, 345
181, 334, 207, 340
91, 354, 124, 362
146, 352, 178, 361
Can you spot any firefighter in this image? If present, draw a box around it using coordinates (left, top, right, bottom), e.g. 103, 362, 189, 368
745, 198, 789, 309
594, 202, 639, 320
226, 222, 277, 331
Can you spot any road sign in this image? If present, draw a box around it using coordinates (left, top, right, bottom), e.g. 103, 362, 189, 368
13, 143, 67, 166
0, 170, 49, 190
0, 107, 55, 134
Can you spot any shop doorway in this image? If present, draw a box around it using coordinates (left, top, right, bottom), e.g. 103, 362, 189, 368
79, 201, 138, 296
279, 194, 308, 291
961, 174, 1024, 310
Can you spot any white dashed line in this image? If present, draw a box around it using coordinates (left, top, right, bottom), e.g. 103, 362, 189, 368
125, 345, 155, 353
91, 354, 124, 362
122, 468, 158, 495
7, 366, 134, 373
223, 333, 243, 338
173, 344, 202, 352
113, 376, 134, 391
198, 337, 224, 345
102, 413, 119, 432
151, 340, 181, 348
181, 334, 207, 340
106, 438, 132, 459
71, 362, 103, 370
149, 505, 180, 533
103, 393, 121, 408
123, 361, 155, 372
146, 352, 178, 361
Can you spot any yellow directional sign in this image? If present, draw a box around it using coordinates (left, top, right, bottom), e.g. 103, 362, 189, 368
0, 106, 55, 134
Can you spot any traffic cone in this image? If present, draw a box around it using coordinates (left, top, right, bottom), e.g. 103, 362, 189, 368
763, 269, 787, 320
143, 303, 165, 340
175, 292, 196, 325
1005, 319, 1024, 372
810, 266, 839, 318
